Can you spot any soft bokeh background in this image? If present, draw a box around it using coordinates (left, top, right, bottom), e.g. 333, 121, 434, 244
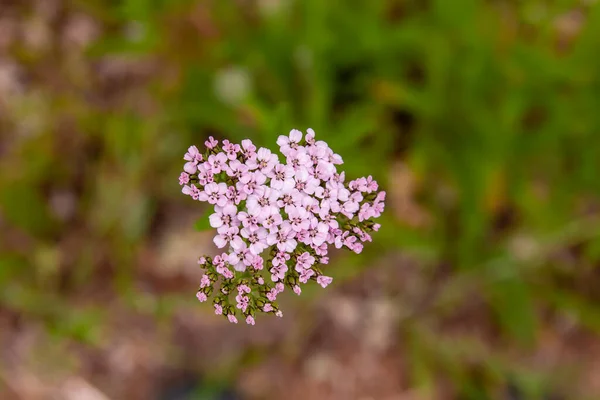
1, 0, 600, 399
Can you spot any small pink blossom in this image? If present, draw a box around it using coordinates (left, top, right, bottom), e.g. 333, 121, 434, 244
196, 292, 207, 302
221, 139, 240, 160
200, 275, 211, 288
198, 182, 228, 206
277, 129, 303, 155
184, 145, 203, 163
246, 315, 255, 325
240, 139, 257, 159
270, 264, 288, 282
213, 226, 243, 249
205, 136, 218, 149
228, 314, 238, 324
299, 268, 315, 283
272, 251, 290, 267
237, 284, 251, 294
296, 252, 315, 271
179, 172, 190, 185
184, 162, 198, 174
317, 275, 333, 288
209, 203, 239, 229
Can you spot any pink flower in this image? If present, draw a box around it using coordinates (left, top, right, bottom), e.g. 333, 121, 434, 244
317, 275, 333, 288
300, 195, 320, 215
305, 218, 329, 247
269, 164, 294, 190
196, 292, 208, 302
358, 203, 371, 222
237, 284, 251, 294
216, 265, 234, 279
246, 315, 255, 325
263, 303, 273, 312
319, 208, 339, 230
238, 171, 266, 195
241, 227, 269, 254
299, 268, 315, 283
213, 226, 243, 249
246, 187, 280, 219
351, 242, 363, 254
313, 242, 328, 256
228, 314, 238, 324
225, 159, 249, 179
293, 168, 320, 195
277, 129, 303, 155
286, 148, 311, 171
295, 252, 315, 271
267, 223, 297, 253
341, 200, 360, 217
214, 304, 223, 315
275, 282, 284, 293
334, 230, 349, 249
184, 145, 203, 163
182, 185, 200, 200
179, 172, 190, 185
266, 288, 278, 301
270, 264, 288, 282
353, 227, 372, 242
222, 139, 240, 160
288, 206, 310, 233
209, 203, 239, 228
225, 185, 246, 205
247, 147, 278, 175
198, 182, 228, 206
372, 197, 385, 217
236, 294, 249, 312
251, 255, 264, 271
207, 152, 228, 174
240, 139, 257, 159
184, 161, 198, 174
272, 251, 290, 267
314, 160, 336, 181
200, 275, 211, 288
262, 212, 283, 230
198, 257, 207, 265
305, 128, 315, 144
276, 189, 303, 214
238, 209, 261, 231
365, 176, 378, 192
293, 285, 301, 295
205, 136, 218, 149
196, 163, 214, 185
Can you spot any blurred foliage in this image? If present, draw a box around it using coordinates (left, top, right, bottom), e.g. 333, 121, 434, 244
1, 0, 600, 398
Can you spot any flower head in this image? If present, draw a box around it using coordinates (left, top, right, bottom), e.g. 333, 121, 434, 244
181, 130, 384, 325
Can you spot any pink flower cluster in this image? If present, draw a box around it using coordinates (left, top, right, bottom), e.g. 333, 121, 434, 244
180, 129, 385, 325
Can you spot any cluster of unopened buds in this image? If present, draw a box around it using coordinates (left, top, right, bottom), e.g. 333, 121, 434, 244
179, 129, 385, 325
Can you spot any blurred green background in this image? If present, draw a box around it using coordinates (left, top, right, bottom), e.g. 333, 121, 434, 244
1, 0, 600, 399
